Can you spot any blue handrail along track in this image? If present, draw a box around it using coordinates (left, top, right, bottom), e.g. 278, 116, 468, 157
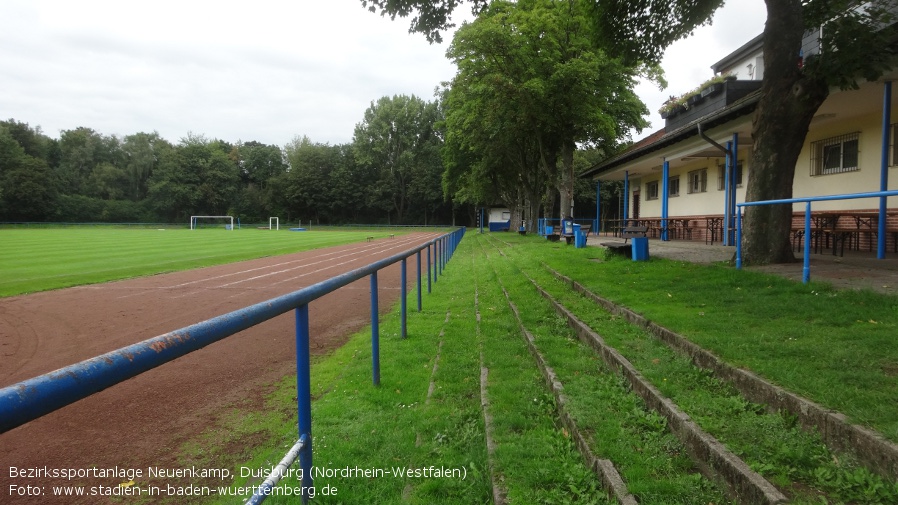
0, 227, 466, 503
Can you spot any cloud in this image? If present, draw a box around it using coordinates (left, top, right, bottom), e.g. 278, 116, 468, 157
0, 0, 765, 148
0, 0, 456, 147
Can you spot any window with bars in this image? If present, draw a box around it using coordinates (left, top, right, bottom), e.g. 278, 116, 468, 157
646, 180, 659, 200
810, 132, 860, 176
669, 176, 680, 197
687, 169, 707, 194
717, 162, 743, 190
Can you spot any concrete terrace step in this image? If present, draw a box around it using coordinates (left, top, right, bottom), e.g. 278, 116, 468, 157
547, 267, 898, 483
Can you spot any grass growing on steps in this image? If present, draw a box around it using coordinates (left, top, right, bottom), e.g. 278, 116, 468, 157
499, 233, 898, 444
471, 239, 614, 504
488, 234, 898, 504
479, 236, 730, 504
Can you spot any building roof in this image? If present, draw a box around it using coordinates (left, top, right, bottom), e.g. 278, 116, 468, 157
579, 88, 762, 180
711, 33, 763, 74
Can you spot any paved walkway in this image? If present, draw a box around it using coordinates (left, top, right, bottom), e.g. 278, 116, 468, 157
585, 235, 898, 295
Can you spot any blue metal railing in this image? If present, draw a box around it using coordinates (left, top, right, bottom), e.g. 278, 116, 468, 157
736, 191, 898, 282
0, 227, 466, 503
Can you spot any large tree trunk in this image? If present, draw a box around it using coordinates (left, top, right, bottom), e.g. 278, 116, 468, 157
527, 192, 541, 233
557, 140, 575, 220
543, 185, 556, 224
743, 0, 829, 265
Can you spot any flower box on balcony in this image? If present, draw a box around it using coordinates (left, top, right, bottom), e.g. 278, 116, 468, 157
664, 79, 762, 130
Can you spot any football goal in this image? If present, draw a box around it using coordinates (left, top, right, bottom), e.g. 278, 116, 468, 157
269, 217, 279, 230
190, 215, 235, 230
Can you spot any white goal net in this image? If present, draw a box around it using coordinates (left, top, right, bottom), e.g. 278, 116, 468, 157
190, 215, 235, 230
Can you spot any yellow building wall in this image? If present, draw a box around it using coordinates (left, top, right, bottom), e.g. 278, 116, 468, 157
792, 111, 898, 212
636, 159, 749, 218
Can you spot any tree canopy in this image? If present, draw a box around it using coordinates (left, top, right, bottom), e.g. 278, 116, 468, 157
0, 102, 458, 226
442, 0, 650, 229
352, 95, 445, 224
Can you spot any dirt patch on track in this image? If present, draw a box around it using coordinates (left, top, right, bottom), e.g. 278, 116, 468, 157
0, 233, 441, 503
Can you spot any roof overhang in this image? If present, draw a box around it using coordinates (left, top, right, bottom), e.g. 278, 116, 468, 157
580, 90, 761, 181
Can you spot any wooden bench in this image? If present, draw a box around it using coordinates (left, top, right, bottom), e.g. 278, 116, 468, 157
600, 226, 647, 256
366, 236, 374, 242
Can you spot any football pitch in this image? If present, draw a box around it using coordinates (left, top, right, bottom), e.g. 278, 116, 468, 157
0, 228, 394, 297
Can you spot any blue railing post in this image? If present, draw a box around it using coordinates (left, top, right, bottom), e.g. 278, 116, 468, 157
416, 251, 422, 312
736, 209, 743, 269
370, 272, 380, 386
737, 190, 898, 283
400, 258, 407, 339
427, 244, 432, 293
295, 305, 313, 502
433, 239, 443, 282
803, 202, 812, 283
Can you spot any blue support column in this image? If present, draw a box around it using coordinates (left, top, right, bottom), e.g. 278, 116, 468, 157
295, 305, 313, 499
879, 81, 892, 259
400, 258, 407, 339
370, 273, 380, 386
416, 251, 422, 312
623, 171, 630, 222
596, 180, 601, 235
724, 141, 733, 246
661, 160, 670, 241
729, 134, 739, 246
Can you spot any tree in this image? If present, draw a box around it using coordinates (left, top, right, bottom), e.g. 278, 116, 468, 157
146, 134, 239, 221
0, 126, 58, 221
122, 132, 169, 202
353, 95, 445, 224
361, 0, 490, 43
742, 0, 896, 264
232, 141, 288, 222
367, 0, 897, 264
441, 0, 649, 230
283, 136, 341, 224
57, 127, 106, 196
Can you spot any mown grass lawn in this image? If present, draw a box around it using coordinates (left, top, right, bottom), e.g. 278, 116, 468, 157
0, 228, 398, 297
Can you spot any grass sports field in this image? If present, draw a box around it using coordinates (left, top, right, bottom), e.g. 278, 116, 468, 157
0, 228, 411, 297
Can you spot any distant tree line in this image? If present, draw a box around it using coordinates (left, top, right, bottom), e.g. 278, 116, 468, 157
0, 94, 462, 226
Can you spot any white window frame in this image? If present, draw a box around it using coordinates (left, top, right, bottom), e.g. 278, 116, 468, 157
810, 132, 860, 176
646, 180, 659, 201
668, 176, 680, 197
687, 169, 707, 194
717, 162, 744, 190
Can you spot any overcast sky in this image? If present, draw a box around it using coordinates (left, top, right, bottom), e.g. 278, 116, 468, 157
0, 0, 767, 148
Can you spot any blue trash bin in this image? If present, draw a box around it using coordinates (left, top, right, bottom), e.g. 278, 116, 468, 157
631, 237, 649, 261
